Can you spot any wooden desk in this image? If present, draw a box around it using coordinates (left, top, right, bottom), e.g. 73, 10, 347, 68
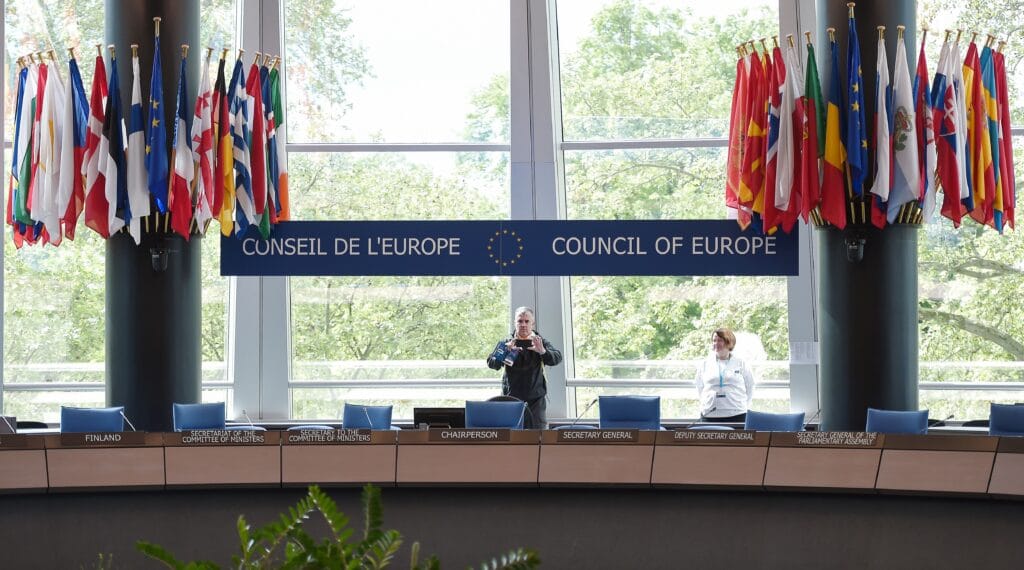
875, 435, 997, 495
764, 432, 882, 491
0, 434, 47, 492
164, 430, 281, 487
44, 432, 165, 491
987, 437, 1024, 498
396, 429, 540, 485
281, 429, 397, 486
651, 430, 769, 488
538, 429, 656, 485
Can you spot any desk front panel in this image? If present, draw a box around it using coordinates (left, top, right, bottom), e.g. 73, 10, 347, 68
44, 432, 166, 490
396, 444, 540, 484
876, 450, 995, 494
282, 444, 397, 485
164, 431, 282, 487
0, 435, 48, 491
763, 447, 881, 490
651, 445, 768, 487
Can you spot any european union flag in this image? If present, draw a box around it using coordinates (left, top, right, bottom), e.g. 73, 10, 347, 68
147, 34, 169, 213
845, 10, 867, 197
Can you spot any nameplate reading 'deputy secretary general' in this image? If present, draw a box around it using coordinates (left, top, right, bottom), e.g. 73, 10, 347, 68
221, 220, 798, 276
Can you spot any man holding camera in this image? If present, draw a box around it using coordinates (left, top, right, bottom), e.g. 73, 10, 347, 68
486, 306, 562, 429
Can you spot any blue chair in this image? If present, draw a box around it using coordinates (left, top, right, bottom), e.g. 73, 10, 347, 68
287, 425, 335, 431
687, 424, 736, 430
60, 406, 125, 433
989, 403, 1024, 436
866, 408, 929, 434
598, 396, 662, 430
744, 410, 805, 432
465, 400, 527, 429
342, 403, 395, 430
173, 402, 226, 431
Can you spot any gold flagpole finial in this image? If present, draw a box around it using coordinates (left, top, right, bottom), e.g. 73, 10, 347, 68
272, 56, 281, 70
759, 38, 769, 53
262, 53, 273, 66
877, 26, 885, 41
237, 48, 245, 60
47, 48, 58, 62
772, 35, 779, 48
252, 51, 262, 66
955, 29, 963, 44
221, 47, 230, 60
847, 3, 856, 18
108, 44, 116, 60
206, 46, 214, 62
26, 53, 35, 65
987, 34, 996, 48
154, 17, 161, 37
68, 47, 77, 60
16, 56, 24, 68
998, 40, 1007, 53
897, 25, 905, 41
96, 43, 103, 58
944, 29, 952, 43
131, 43, 139, 58
786, 34, 795, 48
804, 31, 812, 45
735, 44, 744, 57
827, 27, 836, 43
970, 31, 978, 44
181, 44, 190, 59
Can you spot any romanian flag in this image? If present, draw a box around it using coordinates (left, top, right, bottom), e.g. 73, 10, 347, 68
820, 31, 847, 229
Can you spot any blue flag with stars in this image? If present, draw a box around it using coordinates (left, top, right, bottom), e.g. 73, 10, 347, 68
147, 34, 169, 213
845, 11, 868, 197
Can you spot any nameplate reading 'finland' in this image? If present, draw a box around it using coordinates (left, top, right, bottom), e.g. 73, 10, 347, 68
557, 429, 640, 443
59, 432, 148, 446
221, 220, 798, 276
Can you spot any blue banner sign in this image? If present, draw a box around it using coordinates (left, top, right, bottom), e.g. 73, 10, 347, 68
220, 220, 798, 276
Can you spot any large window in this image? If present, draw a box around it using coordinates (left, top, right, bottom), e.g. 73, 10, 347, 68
282, 0, 512, 418
2, 0, 237, 421
555, 0, 787, 419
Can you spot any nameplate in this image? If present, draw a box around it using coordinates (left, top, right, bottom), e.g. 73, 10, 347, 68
771, 432, 881, 448
285, 429, 373, 444
669, 430, 760, 444
428, 429, 510, 442
59, 432, 148, 447
556, 429, 639, 443
0, 434, 30, 448
175, 430, 268, 445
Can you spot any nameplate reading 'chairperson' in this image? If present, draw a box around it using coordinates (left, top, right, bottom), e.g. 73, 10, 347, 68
221, 220, 798, 277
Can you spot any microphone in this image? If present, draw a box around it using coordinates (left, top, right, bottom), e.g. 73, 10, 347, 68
119, 410, 137, 432
362, 406, 376, 430
802, 409, 822, 431
0, 415, 16, 434
569, 398, 599, 428
241, 409, 256, 430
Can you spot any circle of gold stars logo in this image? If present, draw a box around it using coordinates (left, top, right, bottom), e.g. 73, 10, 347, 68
486, 229, 524, 267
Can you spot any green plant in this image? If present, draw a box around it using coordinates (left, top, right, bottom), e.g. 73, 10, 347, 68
136, 484, 540, 570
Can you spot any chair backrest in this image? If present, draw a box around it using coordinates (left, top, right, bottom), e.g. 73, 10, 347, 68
342, 403, 393, 430
598, 396, 661, 430
744, 410, 805, 432
865, 408, 929, 434
172, 402, 226, 431
60, 406, 125, 433
989, 403, 1024, 436
687, 424, 736, 431
465, 400, 527, 429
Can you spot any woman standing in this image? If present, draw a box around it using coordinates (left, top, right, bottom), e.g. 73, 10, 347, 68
695, 327, 756, 422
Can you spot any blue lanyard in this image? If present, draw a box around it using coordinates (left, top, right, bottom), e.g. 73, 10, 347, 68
717, 357, 730, 390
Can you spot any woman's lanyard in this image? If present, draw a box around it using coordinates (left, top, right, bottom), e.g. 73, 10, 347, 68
717, 356, 730, 390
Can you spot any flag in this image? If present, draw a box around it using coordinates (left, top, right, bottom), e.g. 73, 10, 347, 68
802, 37, 824, 221
8, 64, 30, 246
269, 64, 290, 220
952, 39, 972, 215
994, 47, 1015, 229
775, 41, 804, 233
914, 34, 937, 221
964, 41, 992, 223
980, 45, 1003, 231
738, 50, 766, 228
26, 61, 50, 241
37, 57, 66, 244
192, 52, 214, 233
83, 52, 109, 237
127, 49, 151, 244
102, 52, 128, 236
820, 32, 848, 229
761, 45, 785, 233
845, 11, 868, 201
215, 54, 236, 236
148, 33, 169, 213
57, 56, 89, 241
726, 50, 749, 214
169, 52, 194, 240
887, 32, 920, 224
870, 31, 892, 229
230, 57, 255, 236
931, 39, 963, 227
246, 61, 269, 238
261, 60, 281, 227
211, 52, 227, 219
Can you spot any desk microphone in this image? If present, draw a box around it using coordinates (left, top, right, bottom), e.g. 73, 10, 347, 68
362, 406, 376, 430
0, 415, 16, 433
119, 410, 137, 432
802, 409, 822, 431
569, 398, 599, 428
241, 409, 256, 430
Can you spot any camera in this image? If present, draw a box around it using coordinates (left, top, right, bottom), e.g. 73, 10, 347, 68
514, 338, 534, 349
